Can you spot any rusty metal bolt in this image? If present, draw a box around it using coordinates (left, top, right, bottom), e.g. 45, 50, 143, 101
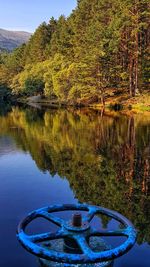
72, 213, 82, 227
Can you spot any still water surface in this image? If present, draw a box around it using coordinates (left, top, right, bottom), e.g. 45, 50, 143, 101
0, 106, 149, 267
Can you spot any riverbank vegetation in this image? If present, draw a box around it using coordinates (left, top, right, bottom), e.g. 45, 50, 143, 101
0, 0, 150, 109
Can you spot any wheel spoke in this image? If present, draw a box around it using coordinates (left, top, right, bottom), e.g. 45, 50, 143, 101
83, 206, 99, 222
74, 235, 94, 255
89, 228, 128, 237
39, 211, 64, 226
28, 229, 66, 242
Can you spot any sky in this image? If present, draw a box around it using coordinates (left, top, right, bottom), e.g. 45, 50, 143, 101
0, 0, 77, 33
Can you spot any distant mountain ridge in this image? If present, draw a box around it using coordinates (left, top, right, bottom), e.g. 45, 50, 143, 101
0, 28, 31, 51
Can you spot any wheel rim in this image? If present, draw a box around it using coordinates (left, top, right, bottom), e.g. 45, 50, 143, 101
17, 204, 137, 264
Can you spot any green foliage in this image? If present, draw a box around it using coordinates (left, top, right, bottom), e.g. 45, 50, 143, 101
5, 44, 26, 73
49, 15, 73, 58
0, 0, 149, 101
24, 78, 44, 96
24, 22, 52, 64
11, 60, 51, 95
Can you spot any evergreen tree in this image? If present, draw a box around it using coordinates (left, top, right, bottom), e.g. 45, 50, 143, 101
25, 22, 52, 64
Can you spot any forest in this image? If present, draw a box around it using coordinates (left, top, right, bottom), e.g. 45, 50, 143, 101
0, 0, 150, 107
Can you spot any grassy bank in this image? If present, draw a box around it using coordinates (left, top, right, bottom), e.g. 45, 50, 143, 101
90, 90, 150, 113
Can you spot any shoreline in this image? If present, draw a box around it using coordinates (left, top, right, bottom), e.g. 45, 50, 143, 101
16, 93, 150, 115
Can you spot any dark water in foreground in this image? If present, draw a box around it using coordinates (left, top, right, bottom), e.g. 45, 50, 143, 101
0, 106, 149, 267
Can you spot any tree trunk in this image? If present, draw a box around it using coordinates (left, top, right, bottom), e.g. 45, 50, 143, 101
129, 58, 136, 97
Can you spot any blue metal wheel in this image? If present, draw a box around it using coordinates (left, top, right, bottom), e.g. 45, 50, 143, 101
17, 204, 137, 264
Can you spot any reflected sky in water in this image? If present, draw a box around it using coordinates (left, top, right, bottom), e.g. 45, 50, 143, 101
0, 106, 149, 267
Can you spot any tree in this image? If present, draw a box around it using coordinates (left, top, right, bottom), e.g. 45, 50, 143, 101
25, 22, 52, 64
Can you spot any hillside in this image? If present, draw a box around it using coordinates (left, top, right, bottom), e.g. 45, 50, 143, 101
0, 28, 31, 51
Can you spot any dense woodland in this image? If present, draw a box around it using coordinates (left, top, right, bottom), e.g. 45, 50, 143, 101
0, 0, 150, 105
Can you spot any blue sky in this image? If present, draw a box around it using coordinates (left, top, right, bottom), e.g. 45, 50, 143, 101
0, 0, 77, 33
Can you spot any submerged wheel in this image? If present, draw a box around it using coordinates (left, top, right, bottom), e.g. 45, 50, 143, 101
17, 204, 137, 264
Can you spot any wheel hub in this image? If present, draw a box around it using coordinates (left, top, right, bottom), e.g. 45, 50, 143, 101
64, 213, 90, 232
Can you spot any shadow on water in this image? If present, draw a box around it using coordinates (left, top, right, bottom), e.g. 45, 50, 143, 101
0, 102, 12, 116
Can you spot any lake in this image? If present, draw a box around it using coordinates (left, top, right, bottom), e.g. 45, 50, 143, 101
0, 105, 149, 267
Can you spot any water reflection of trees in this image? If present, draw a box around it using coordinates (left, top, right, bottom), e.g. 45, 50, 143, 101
0, 107, 150, 244
0, 102, 12, 116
